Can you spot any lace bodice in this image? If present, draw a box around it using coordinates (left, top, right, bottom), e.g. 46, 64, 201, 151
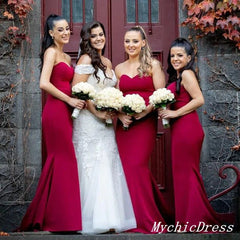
74, 64, 117, 91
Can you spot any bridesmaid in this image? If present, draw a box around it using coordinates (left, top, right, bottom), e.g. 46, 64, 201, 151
115, 25, 171, 234
159, 38, 234, 233
17, 14, 84, 232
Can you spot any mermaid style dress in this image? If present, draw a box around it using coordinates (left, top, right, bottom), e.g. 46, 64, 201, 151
168, 82, 233, 232
18, 62, 82, 232
72, 64, 136, 235
116, 74, 170, 234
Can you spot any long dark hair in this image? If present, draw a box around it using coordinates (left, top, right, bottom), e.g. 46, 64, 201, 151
78, 21, 107, 81
167, 38, 196, 94
39, 14, 66, 70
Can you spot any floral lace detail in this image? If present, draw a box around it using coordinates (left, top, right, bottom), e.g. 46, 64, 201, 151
73, 110, 123, 178
72, 64, 136, 234
72, 64, 122, 177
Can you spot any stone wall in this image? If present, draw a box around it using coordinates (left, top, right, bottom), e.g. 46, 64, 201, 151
0, 1, 42, 232
179, 0, 240, 229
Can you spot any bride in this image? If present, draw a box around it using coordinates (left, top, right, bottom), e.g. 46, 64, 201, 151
72, 21, 136, 235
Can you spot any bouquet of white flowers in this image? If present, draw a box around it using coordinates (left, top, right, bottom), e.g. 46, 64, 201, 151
71, 82, 96, 119
149, 88, 175, 128
94, 87, 123, 126
121, 94, 146, 130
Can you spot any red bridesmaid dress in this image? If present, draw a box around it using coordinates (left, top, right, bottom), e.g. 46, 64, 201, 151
116, 74, 170, 234
18, 62, 82, 232
168, 82, 234, 233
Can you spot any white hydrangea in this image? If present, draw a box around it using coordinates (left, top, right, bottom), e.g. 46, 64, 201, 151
94, 87, 123, 110
122, 94, 146, 113
149, 88, 175, 128
71, 82, 96, 119
149, 88, 175, 108
72, 82, 96, 99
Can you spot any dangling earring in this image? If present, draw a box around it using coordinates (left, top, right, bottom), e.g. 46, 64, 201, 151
51, 35, 54, 39
141, 46, 144, 51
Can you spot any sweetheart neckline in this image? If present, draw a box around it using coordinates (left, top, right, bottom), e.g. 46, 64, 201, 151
54, 62, 72, 68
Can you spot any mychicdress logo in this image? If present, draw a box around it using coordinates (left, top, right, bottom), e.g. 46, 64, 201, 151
151, 221, 234, 233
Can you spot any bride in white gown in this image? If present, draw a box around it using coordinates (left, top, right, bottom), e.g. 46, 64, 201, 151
72, 21, 136, 235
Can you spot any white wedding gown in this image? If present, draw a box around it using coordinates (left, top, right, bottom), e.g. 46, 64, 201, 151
72, 64, 136, 234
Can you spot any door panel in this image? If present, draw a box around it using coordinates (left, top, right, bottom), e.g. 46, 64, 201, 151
43, 0, 111, 62
111, 0, 178, 69
111, 1, 177, 208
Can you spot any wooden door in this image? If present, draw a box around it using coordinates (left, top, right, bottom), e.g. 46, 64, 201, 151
42, 0, 112, 63
111, 0, 177, 211
42, 0, 177, 208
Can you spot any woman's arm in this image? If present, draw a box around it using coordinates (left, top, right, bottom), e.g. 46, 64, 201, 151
159, 70, 204, 119
135, 59, 166, 120
39, 48, 83, 109
114, 63, 122, 90
86, 100, 112, 120
73, 54, 112, 120
152, 59, 166, 90
178, 70, 204, 115
72, 54, 92, 86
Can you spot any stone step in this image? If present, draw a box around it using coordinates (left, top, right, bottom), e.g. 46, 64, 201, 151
1, 232, 240, 240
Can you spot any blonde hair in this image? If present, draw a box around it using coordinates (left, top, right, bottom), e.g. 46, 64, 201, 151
127, 25, 152, 77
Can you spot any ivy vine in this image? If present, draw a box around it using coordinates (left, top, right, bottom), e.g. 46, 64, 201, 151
182, 0, 240, 49
2, 0, 33, 52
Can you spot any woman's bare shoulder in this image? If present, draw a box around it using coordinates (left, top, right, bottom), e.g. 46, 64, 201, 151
77, 54, 92, 65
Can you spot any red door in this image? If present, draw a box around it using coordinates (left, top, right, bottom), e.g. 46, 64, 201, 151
42, 0, 178, 210
42, 0, 112, 63
110, 0, 178, 214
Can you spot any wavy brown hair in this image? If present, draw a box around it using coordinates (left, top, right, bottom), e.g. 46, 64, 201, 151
78, 21, 108, 81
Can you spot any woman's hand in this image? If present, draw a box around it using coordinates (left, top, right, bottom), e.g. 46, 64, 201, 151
158, 108, 178, 119
118, 112, 133, 128
95, 110, 115, 120
134, 104, 154, 120
134, 109, 148, 120
68, 98, 85, 109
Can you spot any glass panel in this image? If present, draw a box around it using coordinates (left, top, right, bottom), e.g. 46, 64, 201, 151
151, 0, 159, 23
138, 0, 148, 23
85, 0, 94, 23
62, 0, 70, 22
126, 0, 159, 23
126, 0, 135, 23
62, 0, 93, 23
73, 0, 83, 22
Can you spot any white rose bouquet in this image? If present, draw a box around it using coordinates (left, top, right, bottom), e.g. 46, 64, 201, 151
94, 87, 123, 126
149, 88, 175, 128
121, 94, 146, 130
71, 82, 96, 119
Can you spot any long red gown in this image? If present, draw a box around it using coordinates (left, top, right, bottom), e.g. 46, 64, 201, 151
18, 62, 82, 232
168, 82, 234, 232
116, 74, 170, 234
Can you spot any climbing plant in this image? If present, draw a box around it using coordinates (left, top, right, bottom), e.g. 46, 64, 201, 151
2, 0, 33, 54
182, 1, 240, 154
182, 0, 240, 49
0, 2, 37, 230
